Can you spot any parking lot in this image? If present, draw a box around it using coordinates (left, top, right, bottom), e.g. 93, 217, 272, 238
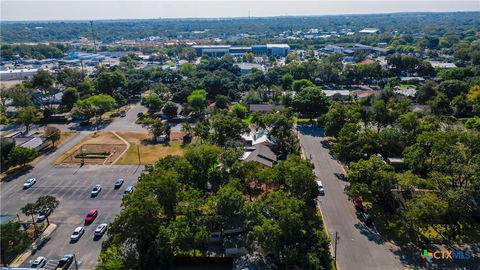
1, 164, 143, 269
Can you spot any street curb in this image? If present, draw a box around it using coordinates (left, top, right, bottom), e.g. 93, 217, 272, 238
10, 223, 57, 267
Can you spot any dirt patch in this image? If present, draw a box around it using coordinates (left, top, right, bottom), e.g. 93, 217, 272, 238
56, 131, 127, 165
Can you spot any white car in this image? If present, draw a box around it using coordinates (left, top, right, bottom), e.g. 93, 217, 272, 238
31, 256, 46, 268
23, 178, 37, 189
91, 184, 102, 197
316, 180, 325, 195
70, 226, 85, 242
94, 223, 108, 238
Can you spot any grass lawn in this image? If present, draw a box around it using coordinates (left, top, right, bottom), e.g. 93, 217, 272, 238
115, 132, 184, 165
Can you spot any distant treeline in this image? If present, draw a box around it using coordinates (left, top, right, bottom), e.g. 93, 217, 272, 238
1, 12, 479, 43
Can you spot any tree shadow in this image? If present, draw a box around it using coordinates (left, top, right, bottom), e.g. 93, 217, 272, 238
3, 164, 34, 182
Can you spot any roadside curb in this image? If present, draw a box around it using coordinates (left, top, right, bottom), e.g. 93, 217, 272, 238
110, 131, 130, 165
10, 223, 57, 267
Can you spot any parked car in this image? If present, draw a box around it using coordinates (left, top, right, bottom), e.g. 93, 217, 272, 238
70, 226, 85, 242
36, 208, 52, 222
137, 112, 144, 118
94, 223, 108, 238
114, 178, 124, 189
119, 110, 126, 117
316, 180, 325, 195
23, 178, 37, 189
360, 211, 373, 226
85, 209, 98, 224
353, 196, 364, 211
31, 256, 46, 268
55, 254, 73, 270
123, 186, 134, 196
91, 184, 102, 197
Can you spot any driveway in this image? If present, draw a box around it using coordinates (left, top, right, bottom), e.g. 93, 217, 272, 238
298, 125, 404, 270
104, 103, 147, 132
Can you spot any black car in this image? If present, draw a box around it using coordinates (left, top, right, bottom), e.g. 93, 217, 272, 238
360, 212, 373, 226
137, 112, 144, 118
55, 254, 73, 270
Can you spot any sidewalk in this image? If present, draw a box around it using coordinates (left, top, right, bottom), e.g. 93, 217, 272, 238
10, 223, 57, 267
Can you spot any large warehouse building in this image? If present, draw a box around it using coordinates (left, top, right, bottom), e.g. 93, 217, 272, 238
192, 44, 291, 57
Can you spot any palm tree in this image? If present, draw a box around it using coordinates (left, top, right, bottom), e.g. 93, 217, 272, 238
35, 195, 59, 226
21, 203, 38, 238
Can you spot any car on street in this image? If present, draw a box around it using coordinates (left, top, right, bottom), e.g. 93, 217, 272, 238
91, 184, 102, 197
23, 178, 37, 189
70, 226, 85, 242
353, 196, 364, 211
316, 180, 325, 195
119, 110, 126, 117
123, 186, 134, 196
31, 256, 46, 268
137, 112, 144, 118
55, 254, 73, 270
94, 223, 108, 238
36, 208, 52, 222
85, 209, 98, 224
360, 211, 373, 226
114, 178, 124, 189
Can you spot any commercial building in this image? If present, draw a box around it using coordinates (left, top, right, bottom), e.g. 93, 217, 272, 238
0, 68, 38, 81
192, 44, 291, 57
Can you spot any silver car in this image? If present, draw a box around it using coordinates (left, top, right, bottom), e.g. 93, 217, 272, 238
91, 184, 102, 197
31, 256, 46, 268
23, 178, 37, 189
70, 226, 85, 242
94, 223, 108, 238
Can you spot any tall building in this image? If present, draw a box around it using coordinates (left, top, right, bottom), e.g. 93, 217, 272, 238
192, 44, 291, 57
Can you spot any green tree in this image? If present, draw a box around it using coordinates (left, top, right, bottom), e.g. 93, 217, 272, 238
231, 104, 248, 119
75, 94, 116, 128
8, 146, 37, 167
429, 92, 452, 115
142, 117, 166, 140
61, 87, 79, 111
95, 70, 127, 95
292, 79, 314, 92
44, 126, 61, 147
211, 112, 248, 146
162, 101, 178, 118
292, 86, 329, 118
16, 106, 39, 134
282, 73, 294, 90
0, 222, 30, 265
184, 144, 222, 189
214, 94, 229, 109
333, 123, 377, 164
35, 195, 59, 225
265, 113, 299, 158
21, 203, 39, 237
141, 93, 164, 112
32, 69, 54, 90
187, 89, 207, 112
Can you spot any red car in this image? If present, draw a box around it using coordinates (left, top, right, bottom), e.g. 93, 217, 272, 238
85, 209, 98, 224
353, 197, 364, 211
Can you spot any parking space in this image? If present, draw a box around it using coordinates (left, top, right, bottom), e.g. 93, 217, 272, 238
1, 164, 143, 269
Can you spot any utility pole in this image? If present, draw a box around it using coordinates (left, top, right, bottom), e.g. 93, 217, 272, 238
90, 20, 97, 54
137, 145, 141, 165
334, 231, 339, 265
73, 253, 79, 270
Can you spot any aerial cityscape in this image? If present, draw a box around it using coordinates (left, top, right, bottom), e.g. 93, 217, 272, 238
0, 1, 479, 270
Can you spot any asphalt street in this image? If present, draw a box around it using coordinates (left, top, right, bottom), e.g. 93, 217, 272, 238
298, 125, 405, 270
1, 130, 144, 269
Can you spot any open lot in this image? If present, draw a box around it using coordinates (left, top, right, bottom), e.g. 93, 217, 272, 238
55, 131, 127, 165
115, 131, 184, 165
1, 164, 143, 269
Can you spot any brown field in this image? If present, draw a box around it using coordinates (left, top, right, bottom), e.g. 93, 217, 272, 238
115, 131, 184, 165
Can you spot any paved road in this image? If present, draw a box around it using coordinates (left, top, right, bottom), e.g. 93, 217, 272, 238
298, 126, 404, 270
1, 132, 144, 269
105, 103, 147, 132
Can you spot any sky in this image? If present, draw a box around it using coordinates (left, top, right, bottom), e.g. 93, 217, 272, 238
1, 0, 479, 21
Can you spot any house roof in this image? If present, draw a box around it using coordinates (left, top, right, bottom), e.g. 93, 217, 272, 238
244, 143, 277, 167
248, 104, 284, 112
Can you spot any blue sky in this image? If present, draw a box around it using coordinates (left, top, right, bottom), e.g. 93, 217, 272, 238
1, 0, 479, 21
